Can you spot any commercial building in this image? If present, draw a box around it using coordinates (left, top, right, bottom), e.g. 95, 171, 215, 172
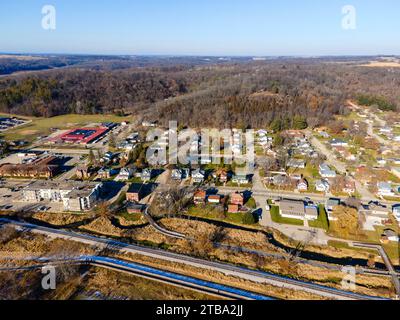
0, 156, 60, 179
52, 127, 109, 145
276, 199, 318, 221
22, 180, 103, 212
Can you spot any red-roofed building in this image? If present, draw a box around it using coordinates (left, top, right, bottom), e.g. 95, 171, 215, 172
52, 127, 109, 145
230, 192, 244, 206
228, 204, 240, 213
193, 190, 207, 205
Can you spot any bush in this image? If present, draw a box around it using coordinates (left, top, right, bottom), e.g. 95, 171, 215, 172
242, 212, 256, 225
357, 94, 397, 111
245, 197, 257, 209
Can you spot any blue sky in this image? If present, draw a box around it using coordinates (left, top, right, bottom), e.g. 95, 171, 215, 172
0, 0, 399, 56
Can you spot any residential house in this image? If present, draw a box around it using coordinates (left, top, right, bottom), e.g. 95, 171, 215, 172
141, 168, 153, 182
228, 204, 240, 213
127, 203, 146, 214
325, 198, 341, 221
230, 192, 245, 206
171, 169, 183, 180
343, 180, 356, 194
272, 175, 291, 187
232, 174, 250, 185
319, 131, 330, 138
377, 157, 387, 165
359, 202, 390, 226
102, 152, 115, 163
315, 179, 330, 193
330, 138, 349, 147
379, 127, 393, 135
208, 195, 222, 204
212, 169, 229, 183
192, 168, 205, 183
193, 190, 207, 205
319, 163, 337, 178
287, 159, 306, 169
297, 179, 308, 191
171, 168, 190, 181
98, 168, 118, 179
377, 182, 394, 197
289, 174, 302, 181
115, 167, 135, 181
126, 183, 145, 203
142, 121, 157, 127
381, 229, 399, 243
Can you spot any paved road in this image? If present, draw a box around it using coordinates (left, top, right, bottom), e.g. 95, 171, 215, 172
353, 243, 400, 298
0, 218, 389, 300
308, 134, 378, 201
0, 254, 271, 300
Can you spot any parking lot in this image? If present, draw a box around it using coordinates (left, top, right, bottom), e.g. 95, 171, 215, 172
0, 183, 65, 214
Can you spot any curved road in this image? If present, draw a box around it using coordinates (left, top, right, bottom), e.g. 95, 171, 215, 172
0, 218, 390, 300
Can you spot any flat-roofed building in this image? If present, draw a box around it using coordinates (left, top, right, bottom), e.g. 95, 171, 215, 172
0, 156, 60, 179
279, 199, 306, 220
22, 180, 102, 212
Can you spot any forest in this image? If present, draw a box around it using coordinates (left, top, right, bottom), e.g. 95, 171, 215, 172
0, 55, 399, 129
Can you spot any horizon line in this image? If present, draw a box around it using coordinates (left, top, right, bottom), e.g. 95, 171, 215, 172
1, 52, 399, 59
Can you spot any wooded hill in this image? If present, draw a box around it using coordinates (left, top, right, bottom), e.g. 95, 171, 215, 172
0, 57, 399, 129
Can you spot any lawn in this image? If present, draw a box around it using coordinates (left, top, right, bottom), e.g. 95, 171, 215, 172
1, 113, 132, 142
269, 206, 304, 226
308, 205, 329, 231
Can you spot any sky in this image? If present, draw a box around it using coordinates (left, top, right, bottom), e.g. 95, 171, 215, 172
0, 0, 399, 56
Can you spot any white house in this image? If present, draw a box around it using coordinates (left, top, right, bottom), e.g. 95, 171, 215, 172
330, 138, 349, 147
192, 168, 205, 183
287, 159, 306, 169
115, 167, 135, 181
232, 174, 250, 185
315, 179, 330, 193
393, 205, 400, 224
319, 163, 337, 178
377, 182, 394, 197
379, 127, 393, 134
141, 168, 153, 182
382, 229, 399, 242
297, 179, 308, 191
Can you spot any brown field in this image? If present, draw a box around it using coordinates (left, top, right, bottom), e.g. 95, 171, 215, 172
0, 55, 45, 61
359, 61, 400, 68
19, 130, 39, 135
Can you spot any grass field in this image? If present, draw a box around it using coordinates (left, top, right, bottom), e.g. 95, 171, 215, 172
0, 113, 132, 142
308, 205, 330, 231
269, 206, 304, 226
